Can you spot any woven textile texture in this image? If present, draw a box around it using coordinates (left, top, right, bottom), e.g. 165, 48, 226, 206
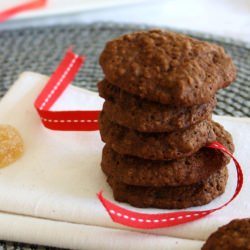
0, 22, 249, 250
0, 22, 249, 116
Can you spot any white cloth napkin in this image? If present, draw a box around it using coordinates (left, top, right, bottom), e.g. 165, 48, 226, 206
0, 212, 203, 250
0, 72, 249, 248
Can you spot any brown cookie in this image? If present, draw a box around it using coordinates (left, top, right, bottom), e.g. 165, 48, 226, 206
99, 30, 236, 106
202, 218, 250, 250
99, 79, 216, 132
101, 140, 232, 187
107, 167, 228, 209
101, 122, 233, 187
99, 111, 216, 160
212, 121, 234, 150
101, 121, 233, 187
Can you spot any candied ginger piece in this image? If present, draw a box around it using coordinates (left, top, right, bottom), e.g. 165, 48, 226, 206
0, 125, 24, 168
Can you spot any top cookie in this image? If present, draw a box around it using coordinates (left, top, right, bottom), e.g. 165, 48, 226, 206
99, 30, 236, 106
202, 218, 250, 250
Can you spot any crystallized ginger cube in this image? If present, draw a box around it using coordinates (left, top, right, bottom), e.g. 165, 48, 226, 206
0, 125, 24, 168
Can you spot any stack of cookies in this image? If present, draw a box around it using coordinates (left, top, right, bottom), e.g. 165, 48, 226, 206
98, 30, 236, 209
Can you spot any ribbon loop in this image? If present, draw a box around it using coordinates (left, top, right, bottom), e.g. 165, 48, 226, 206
98, 142, 243, 229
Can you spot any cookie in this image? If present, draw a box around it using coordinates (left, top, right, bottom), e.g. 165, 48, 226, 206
107, 167, 228, 209
99, 79, 216, 132
101, 136, 233, 187
99, 30, 236, 106
101, 122, 233, 187
202, 218, 250, 250
212, 121, 234, 150
101, 121, 233, 187
99, 111, 216, 160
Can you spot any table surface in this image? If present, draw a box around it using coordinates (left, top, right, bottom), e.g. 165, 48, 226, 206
1, 0, 250, 42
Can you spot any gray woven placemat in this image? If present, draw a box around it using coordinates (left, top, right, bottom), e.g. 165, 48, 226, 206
0, 22, 250, 117
0, 21, 250, 250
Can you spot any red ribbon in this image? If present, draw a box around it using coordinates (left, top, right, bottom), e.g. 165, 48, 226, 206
34, 49, 100, 131
34, 49, 243, 229
0, 0, 47, 22
98, 141, 243, 229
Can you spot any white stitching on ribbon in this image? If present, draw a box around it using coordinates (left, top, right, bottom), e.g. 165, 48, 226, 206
42, 118, 98, 123
39, 54, 79, 110
108, 209, 209, 223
